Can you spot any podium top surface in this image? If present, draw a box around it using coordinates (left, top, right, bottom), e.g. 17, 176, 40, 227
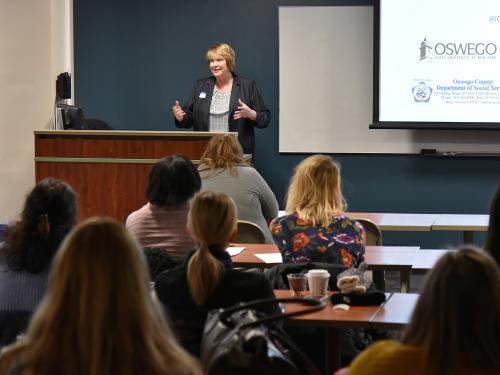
34, 130, 238, 138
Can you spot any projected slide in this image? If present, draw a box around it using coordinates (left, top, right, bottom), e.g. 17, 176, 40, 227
378, 0, 500, 126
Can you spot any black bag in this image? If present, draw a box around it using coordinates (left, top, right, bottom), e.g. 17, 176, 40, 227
201, 297, 326, 375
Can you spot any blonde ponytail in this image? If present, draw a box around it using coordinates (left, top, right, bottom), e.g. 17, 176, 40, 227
187, 243, 224, 305
186, 191, 237, 306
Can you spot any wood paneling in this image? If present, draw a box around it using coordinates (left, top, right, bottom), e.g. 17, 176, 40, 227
35, 135, 210, 159
36, 162, 150, 222
34, 131, 218, 222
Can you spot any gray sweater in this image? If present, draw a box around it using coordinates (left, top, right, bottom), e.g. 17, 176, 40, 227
199, 165, 279, 243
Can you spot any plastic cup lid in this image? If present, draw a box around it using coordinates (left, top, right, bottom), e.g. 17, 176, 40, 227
307, 269, 330, 277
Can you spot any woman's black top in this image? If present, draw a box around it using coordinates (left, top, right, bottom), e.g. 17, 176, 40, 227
155, 247, 278, 356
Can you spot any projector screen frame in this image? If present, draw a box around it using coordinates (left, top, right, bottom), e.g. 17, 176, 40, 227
371, 0, 500, 131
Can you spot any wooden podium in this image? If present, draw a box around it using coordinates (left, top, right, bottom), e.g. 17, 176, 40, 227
34, 130, 232, 222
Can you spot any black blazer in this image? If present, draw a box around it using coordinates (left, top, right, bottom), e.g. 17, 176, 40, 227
155, 247, 278, 356
175, 73, 271, 154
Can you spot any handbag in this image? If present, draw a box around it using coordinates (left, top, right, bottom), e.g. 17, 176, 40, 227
201, 297, 326, 375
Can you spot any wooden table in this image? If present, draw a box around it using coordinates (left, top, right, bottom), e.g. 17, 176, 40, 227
365, 246, 418, 293
277, 212, 490, 243
369, 292, 419, 329
232, 244, 419, 292
431, 214, 489, 243
274, 290, 418, 373
411, 249, 452, 274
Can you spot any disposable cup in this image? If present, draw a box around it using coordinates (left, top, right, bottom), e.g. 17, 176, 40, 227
306, 269, 330, 297
287, 273, 308, 297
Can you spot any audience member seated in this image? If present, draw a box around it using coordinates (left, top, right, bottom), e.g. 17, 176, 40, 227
198, 134, 278, 243
126, 155, 201, 261
340, 246, 500, 375
485, 184, 500, 266
270, 155, 365, 267
0, 178, 77, 347
155, 191, 279, 356
0, 217, 200, 375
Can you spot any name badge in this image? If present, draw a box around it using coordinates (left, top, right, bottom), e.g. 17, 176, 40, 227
199, 92, 206, 99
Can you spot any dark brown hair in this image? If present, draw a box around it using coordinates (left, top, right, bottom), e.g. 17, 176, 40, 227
146, 155, 201, 207
2, 178, 77, 273
402, 246, 500, 375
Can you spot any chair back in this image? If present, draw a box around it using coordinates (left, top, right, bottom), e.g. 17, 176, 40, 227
356, 218, 385, 289
356, 218, 383, 246
85, 118, 112, 130
235, 220, 266, 244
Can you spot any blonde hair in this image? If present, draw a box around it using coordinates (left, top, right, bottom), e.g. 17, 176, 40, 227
199, 134, 245, 177
206, 43, 236, 71
285, 155, 346, 226
0, 218, 200, 375
187, 191, 237, 305
402, 246, 500, 375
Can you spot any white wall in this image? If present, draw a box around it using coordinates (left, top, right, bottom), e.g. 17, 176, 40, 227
0, 0, 71, 222
279, 6, 500, 153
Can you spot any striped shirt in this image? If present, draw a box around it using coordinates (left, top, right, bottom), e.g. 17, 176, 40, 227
209, 90, 231, 132
125, 202, 195, 260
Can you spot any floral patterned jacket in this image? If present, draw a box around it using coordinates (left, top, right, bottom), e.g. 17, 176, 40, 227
269, 212, 365, 267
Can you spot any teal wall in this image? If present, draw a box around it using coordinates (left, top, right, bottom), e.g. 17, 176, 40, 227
74, 0, 500, 248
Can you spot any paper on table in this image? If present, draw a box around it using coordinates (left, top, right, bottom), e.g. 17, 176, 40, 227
226, 247, 245, 257
255, 253, 283, 264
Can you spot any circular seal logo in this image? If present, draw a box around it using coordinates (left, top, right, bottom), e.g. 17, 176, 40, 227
412, 82, 433, 102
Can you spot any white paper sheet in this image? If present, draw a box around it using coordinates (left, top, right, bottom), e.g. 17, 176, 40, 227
225, 246, 245, 257
255, 253, 283, 264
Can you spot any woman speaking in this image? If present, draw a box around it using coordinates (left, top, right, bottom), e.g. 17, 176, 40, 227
172, 43, 270, 155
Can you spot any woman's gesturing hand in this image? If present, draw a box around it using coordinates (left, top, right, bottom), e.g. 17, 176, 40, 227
172, 100, 186, 122
234, 99, 257, 121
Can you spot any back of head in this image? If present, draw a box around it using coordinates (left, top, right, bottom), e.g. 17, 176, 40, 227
2, 178, 77, 273
485, 184, 500, 266
146, 155, 201, 208
402, 246, 500, 375
4, 217, 198, 375
286, 154, 346, 226
187, 191, 237, 305
199, 134, 245, 176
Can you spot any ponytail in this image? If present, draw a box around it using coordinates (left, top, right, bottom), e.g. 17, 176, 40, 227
186, 191, 237, 306
187, 243, 224, 305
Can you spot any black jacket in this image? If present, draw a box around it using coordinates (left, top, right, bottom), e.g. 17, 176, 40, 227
175, 73, 271, 154
155, 247, 278, 356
